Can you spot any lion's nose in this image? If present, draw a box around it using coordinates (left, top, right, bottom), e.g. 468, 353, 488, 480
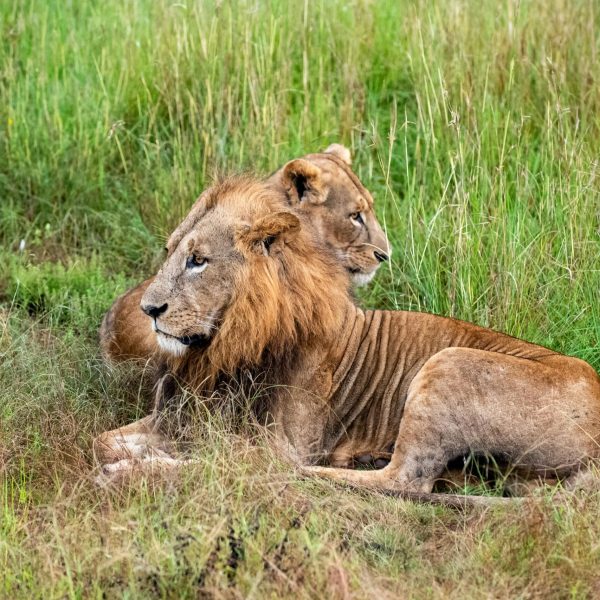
141, 302, 168, 319
374, 250, 389, 263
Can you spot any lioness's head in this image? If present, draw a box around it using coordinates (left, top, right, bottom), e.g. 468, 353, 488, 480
270, 144, 391, 286
141, 177, 348, 365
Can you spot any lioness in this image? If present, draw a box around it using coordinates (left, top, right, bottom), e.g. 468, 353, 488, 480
100, 144, 390, 362
95, 177, 600, 504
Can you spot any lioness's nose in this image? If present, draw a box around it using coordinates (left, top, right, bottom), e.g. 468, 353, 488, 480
374, 250, 389, 263
142, 302, 168, 319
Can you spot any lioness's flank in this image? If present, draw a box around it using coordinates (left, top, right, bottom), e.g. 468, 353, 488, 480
95, 176, 600, 501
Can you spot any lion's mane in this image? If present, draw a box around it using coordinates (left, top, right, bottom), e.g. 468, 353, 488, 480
163, 177, 350, 392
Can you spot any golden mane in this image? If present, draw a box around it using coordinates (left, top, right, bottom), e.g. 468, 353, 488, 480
164, 176, 351, 391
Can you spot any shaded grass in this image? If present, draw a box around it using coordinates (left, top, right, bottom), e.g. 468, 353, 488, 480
1, 0, 600, 597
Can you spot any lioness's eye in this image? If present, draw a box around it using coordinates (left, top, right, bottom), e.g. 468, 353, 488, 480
186, 255, 208, 270
350, 212, 364, 226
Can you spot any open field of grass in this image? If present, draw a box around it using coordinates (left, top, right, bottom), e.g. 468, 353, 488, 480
1, 0, 599, 597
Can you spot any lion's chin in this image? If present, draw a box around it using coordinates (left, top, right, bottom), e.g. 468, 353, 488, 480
156, 332, 189, 357
155, 329, 212, 356
350, 269, 377, 286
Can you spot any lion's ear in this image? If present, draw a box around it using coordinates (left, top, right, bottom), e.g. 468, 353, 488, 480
281, 159, 327, 205
324, 143, 352, 166
236, 211, 301, 256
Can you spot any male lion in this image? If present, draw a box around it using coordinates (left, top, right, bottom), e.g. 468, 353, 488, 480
95, 177, 600, 504
100, 144, 390, 363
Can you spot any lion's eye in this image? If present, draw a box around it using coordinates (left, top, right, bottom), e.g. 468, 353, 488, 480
350, 212, 364, 226
186, 255, 208, 271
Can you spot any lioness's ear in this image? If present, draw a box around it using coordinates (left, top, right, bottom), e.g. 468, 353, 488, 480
236, 211, 301, 256
324, 143, 352, 166
281, 159, 327, 205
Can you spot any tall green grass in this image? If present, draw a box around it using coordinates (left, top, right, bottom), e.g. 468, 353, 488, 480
1, 0, 599, 597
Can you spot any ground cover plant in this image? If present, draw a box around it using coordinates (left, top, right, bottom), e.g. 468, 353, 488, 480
1, 0, 599, 597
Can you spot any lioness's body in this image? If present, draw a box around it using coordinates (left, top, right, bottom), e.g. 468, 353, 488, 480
95, 177, 600, 499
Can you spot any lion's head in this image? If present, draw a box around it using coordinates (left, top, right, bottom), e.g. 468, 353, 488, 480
141, 177, 349, 378
269, 144, 391, 286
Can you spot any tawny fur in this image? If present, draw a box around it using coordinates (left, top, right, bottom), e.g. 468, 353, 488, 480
94, 176, 600, 504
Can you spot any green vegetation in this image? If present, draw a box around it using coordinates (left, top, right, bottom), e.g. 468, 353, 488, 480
1, 0, 599, 596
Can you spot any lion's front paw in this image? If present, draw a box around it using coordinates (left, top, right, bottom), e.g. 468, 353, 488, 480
94, 455, 194, 487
